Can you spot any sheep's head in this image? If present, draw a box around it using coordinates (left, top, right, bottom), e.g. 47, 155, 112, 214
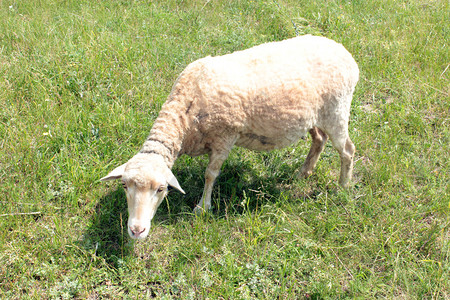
100, 153, 185, 239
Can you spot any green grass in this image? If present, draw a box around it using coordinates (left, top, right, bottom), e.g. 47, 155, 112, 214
0, 0, 448, 298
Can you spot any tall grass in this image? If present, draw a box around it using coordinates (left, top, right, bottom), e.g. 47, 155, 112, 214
0, 0, 448, 298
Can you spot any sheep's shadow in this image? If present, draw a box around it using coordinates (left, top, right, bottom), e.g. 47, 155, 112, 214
156, 146, 326, 219
81, 145, 331, 265
81, 188, 131, 266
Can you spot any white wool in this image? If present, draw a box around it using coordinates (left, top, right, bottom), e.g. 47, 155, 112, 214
101, 35, 359, 239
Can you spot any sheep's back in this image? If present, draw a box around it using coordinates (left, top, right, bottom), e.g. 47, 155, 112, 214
176, 35, 359, 154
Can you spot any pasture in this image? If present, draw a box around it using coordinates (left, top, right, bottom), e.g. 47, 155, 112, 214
0, 0, 448, 298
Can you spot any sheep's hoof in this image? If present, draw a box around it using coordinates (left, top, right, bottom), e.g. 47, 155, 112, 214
193, 205, 209, 216
299, 169, 312, 179
339, 180, 350, 189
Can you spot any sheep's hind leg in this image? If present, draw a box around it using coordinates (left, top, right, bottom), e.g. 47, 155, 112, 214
194, 141, 235, 215
299, 127, 328, 179
337, 137, 355, 188
328, 134, 355, 188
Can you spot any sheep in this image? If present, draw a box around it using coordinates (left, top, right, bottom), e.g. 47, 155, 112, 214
101, 35, 359, 240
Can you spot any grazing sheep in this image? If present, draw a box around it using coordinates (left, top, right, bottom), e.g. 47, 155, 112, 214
101, 35, 359, 240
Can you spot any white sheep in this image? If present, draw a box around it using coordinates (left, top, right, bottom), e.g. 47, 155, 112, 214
101, 35, 359, 239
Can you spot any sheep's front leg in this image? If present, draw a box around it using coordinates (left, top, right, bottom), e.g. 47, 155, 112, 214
194, 139, 236, 215
194, 151, 228, 215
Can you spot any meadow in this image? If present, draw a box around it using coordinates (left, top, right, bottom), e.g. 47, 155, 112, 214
0, 0, 448, 298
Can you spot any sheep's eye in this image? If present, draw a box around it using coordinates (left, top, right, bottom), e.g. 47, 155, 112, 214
157, 186, 165, 193
121, 182, 127, 190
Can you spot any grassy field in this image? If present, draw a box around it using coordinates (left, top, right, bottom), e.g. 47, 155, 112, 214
0, 0, 448, 298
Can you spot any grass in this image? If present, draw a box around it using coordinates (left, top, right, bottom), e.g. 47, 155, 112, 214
0, 0, 448, 298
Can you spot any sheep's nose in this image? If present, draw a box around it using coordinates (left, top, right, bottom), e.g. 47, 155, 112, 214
129, 226, 146, 238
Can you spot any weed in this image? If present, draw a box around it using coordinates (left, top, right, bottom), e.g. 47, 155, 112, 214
0, 0, 448, 298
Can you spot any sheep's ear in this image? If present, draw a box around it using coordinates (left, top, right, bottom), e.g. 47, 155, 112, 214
100, 164, 126, 181
165, 169, 185, 194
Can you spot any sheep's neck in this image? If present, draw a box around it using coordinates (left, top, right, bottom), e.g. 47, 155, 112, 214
139, 103, 188, 169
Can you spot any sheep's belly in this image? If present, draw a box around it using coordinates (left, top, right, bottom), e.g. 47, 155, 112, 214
236, 128, 307, 151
